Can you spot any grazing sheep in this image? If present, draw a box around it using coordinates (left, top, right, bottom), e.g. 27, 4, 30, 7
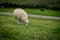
13, 8, 29, 26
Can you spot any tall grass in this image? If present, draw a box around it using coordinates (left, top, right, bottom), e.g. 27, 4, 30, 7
0, 15, 60, 40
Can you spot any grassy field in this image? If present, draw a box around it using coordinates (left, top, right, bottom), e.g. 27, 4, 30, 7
0, 14, 60, 40
0, 8, 60, 17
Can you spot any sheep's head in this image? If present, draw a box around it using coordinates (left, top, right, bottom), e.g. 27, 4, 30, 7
24, 20, 29, 26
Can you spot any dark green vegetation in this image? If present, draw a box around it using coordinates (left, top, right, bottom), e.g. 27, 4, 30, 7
0, 8, 60, 17
0, 14, 60, 40
0, 0, 60, 10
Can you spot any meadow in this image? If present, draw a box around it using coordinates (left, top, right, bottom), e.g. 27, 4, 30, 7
0, 8, 60, 17
0, 14, 60, 40
0, 8, 60, 40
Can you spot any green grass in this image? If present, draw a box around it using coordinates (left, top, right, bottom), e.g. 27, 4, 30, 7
0, 8, 60, 17
0, 15, 60, 40
0, 8, 14, 12
25, 8, 60, 17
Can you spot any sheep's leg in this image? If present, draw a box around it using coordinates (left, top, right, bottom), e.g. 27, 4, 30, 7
19, 19, 24, 25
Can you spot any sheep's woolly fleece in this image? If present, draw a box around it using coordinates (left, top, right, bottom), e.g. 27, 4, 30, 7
13, 8, 29, 25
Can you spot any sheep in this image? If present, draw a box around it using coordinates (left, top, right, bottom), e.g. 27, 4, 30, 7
13, 8, 29, 26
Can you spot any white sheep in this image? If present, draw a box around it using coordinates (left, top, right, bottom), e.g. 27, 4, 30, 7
13, 8, 29, 26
